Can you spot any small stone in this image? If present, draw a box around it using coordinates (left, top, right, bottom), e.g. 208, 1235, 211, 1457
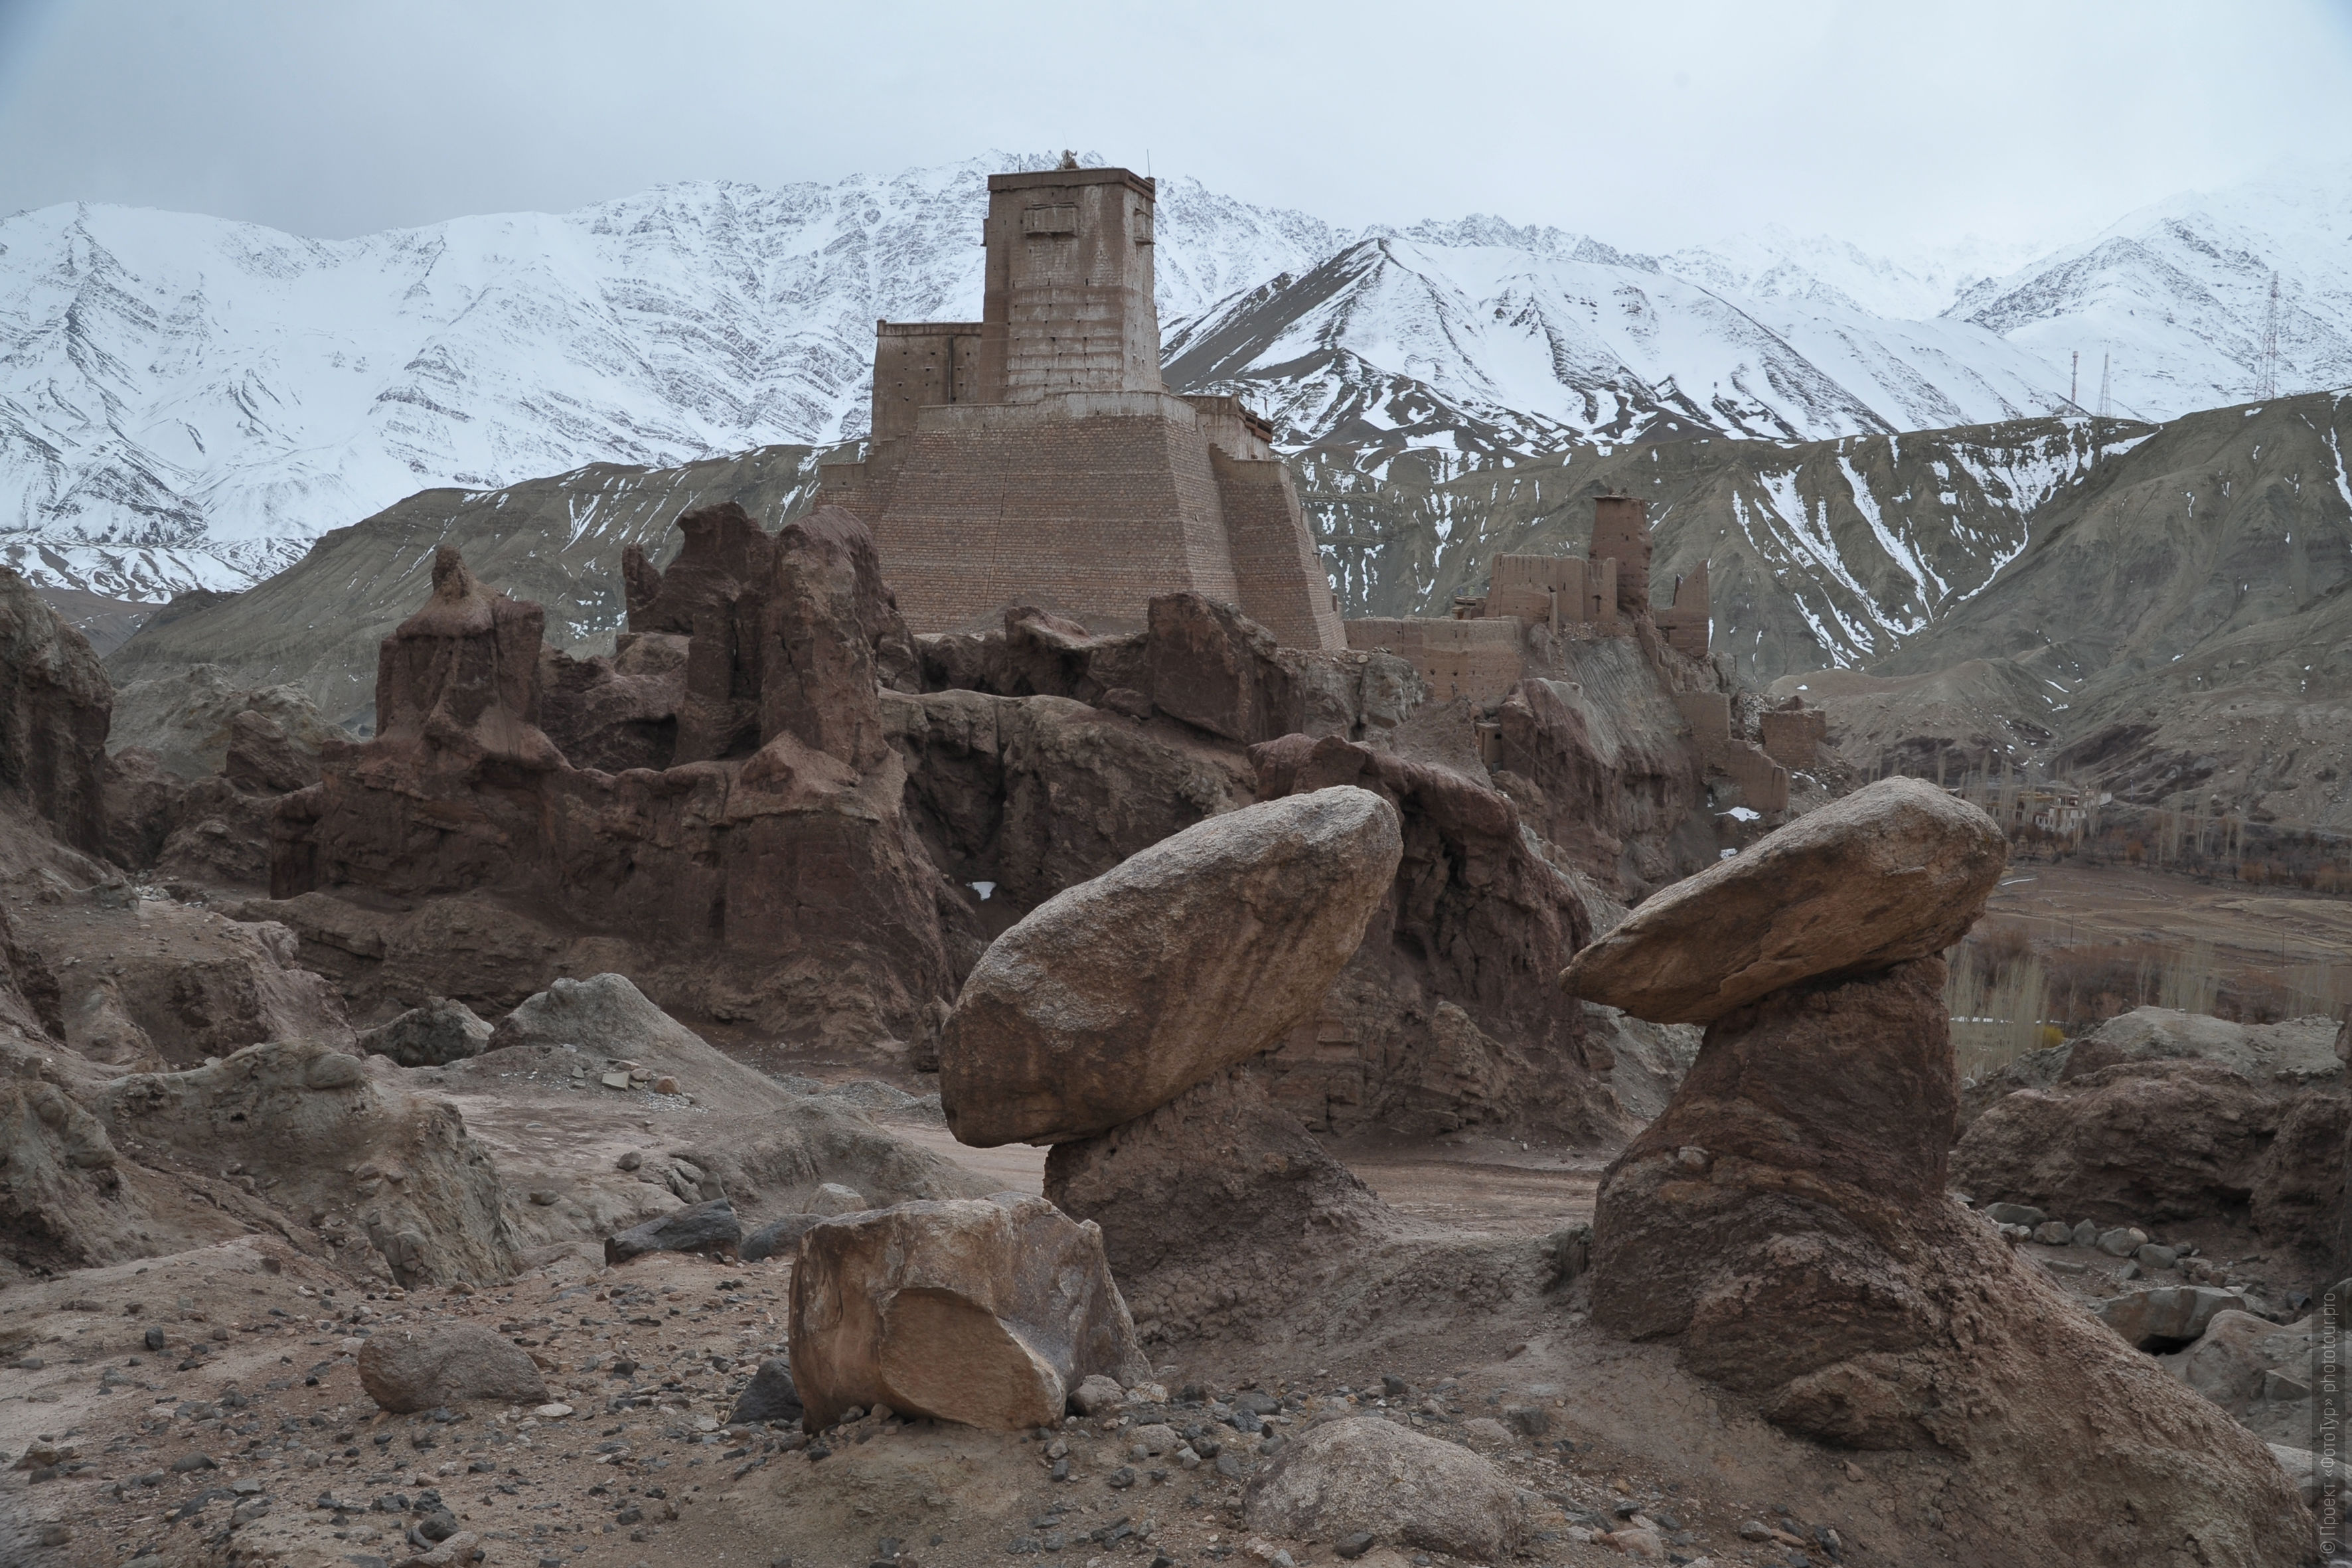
143, 1326, 167, 1351
616, 1150, 643, 1171
528, 1190, 560, 1206
2264, 1370, 2313, 1403
730, 1359, 804, 1427
2136, 1243, 2179, 1271
36, 1524, 71, 1546
1070, 1375, 1126, 1417
601, 1072, 632, 1090
807, 1182, 868, 1216
2097, 1227, 2150, 1257
170, 1452, 216, 1472
2031, 1220, 2073, 1245
1335, 1535, 1375, 1561
534, 1403, 574, 1419
2071, 1219, 2098, 1246
1984, 1202, 2045, 1228
653, 1076, 680, 1095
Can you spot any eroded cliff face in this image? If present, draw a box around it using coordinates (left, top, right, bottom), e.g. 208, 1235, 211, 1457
112, 497, 1729, 1138
266, 507, 954, 1050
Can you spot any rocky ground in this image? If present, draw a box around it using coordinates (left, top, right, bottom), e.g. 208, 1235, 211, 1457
3, 507, 2337, 1567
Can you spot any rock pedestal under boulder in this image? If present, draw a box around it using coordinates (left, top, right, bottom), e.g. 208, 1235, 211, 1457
940, 787, 1402, 1147
1575, 785, 2310, 1565
787, 1194, 1147, 1431
358, 1322, 548, 1413
1044, 1066, 1390, 1340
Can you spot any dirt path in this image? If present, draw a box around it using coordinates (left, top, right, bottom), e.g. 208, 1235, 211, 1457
888, 1121, 1610, 1239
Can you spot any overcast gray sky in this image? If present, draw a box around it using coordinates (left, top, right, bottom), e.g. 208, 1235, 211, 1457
2, 0, 2348, 255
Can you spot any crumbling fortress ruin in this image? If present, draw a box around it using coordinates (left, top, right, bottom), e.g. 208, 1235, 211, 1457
821, 161, 1344, 651
1346, 491, 1792, 813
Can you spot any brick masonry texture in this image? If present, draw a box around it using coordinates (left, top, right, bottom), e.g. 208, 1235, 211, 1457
820, 165, 1340, 649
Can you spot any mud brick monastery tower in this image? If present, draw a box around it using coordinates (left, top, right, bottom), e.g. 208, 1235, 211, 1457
819, 163, 1345, 650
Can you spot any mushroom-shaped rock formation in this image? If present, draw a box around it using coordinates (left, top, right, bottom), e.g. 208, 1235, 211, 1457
1559, 775, 2006, 1022
1571, 779, 2310, 1565
939, 786, 1403, 1146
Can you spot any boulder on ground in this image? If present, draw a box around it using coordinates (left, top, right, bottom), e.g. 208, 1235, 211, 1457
728, 1357, 804, 1427
2159, 1310, 2310, 1412
1243, 1417, 1531, 1562
604, 1197, 740, 1265
1069, 1374, 1125, 1417
360, 997, 493, 1067
1560, 776, 2006, 1022
2094, 1286, 2252, 1352
740, 1213, 826, 1264
358, 1321, 548, 1413
1953, 1059, 2287, 1226
788, 1193, 1148, 1431
807, 1181, 867, 1215
940, 787, 1403, 1146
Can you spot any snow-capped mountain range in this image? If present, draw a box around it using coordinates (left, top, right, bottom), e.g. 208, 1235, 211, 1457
3, 153, 2347, 601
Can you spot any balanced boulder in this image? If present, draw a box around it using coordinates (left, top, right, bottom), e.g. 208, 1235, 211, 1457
358, 1322, 547, 1413
787, 1193, 1147, 1430
1560, 776, 2005, 1022
940, 787, 1402, 1146
1577, 783, 2310, 1565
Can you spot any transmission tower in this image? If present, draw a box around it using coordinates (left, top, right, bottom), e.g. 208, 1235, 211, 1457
2096, 353, 2111, 420
2257, 272, 2280, 400
2070, 350, 2080, 413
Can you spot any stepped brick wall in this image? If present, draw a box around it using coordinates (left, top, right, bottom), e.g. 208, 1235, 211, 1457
819, 165, 1341, 649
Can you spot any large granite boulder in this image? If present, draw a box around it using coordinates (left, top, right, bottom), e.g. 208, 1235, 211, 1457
788, 1194, 1148, 1431
1561, 776, 2006, 1022
939, 787, 1402, 1146
1244, 1417, 1531, 1562
358, 1322, 548, 1413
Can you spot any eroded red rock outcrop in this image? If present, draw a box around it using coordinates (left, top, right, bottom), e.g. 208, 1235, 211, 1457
271, 508, 953, 1044
1569, 779, 2310, 1566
